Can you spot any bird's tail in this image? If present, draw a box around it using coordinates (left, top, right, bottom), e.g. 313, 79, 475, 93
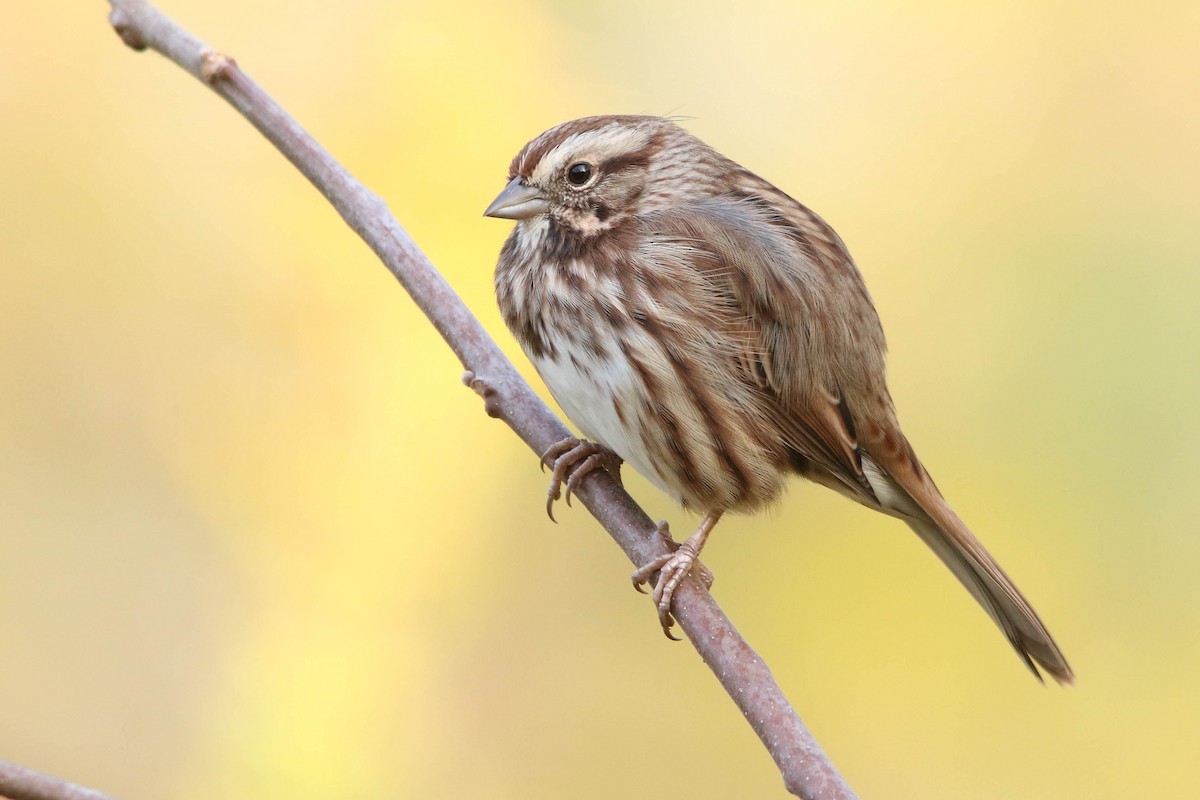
862, 447, 1074, 684
903, 506, 1074, 684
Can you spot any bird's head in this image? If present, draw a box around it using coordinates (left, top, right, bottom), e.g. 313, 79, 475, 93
484, 115, 720, 237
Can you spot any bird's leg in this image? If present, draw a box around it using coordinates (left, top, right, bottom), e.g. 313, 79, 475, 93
539, 437, 623, 521
631, 510, 723, 638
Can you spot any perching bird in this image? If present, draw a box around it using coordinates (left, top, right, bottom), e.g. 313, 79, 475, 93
485, 114, 1072, 684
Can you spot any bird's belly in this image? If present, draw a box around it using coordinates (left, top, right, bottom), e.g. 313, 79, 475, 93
531, 346, 680, 503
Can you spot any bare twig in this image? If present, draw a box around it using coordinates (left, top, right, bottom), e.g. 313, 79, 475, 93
87, 1, 859, 798
0, 759, 116, 800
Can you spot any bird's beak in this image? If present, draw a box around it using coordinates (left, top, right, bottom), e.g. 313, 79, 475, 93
483, 177, 549, 220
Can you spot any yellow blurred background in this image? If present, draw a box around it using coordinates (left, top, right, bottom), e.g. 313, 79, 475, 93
2, 1, 1197, 797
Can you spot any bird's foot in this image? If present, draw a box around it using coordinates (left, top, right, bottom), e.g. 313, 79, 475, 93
540, 437, 623, 521
631, 515, 720, 639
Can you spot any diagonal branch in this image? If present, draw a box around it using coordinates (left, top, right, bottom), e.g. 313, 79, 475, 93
86, 2, 860, 798
0, 759, 116, 800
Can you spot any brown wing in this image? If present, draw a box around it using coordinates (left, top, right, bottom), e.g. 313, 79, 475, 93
639, 190, 1074, 683
636, 188, 885, 502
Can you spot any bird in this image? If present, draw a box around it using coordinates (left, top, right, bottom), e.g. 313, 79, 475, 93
483, 114, 1072, 684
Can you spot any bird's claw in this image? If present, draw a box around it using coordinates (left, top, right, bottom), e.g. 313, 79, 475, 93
631, 520, 714, 639
631, 520, 677, 594
540, 437, 622, 522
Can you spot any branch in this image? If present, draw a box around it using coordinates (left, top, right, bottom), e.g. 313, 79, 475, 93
0, 759, 116, 800
92, 2, 860, 798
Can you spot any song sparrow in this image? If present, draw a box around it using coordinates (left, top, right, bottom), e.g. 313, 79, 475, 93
484, 115, 1072, 684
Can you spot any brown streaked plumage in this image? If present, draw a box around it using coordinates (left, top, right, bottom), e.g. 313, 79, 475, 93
485, 114, 1073, 684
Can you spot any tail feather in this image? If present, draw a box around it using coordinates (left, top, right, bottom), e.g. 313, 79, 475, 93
905, 512, 1073, 684
860, 453, 1074, 684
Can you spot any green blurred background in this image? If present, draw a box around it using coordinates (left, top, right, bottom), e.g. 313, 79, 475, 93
2, 1, 1197, 797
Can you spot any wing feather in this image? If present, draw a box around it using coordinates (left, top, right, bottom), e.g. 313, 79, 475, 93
636, 193, 884, 501
633, 172, 1072, 682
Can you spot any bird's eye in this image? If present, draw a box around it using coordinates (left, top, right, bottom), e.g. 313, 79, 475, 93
567, 162, 594, 186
